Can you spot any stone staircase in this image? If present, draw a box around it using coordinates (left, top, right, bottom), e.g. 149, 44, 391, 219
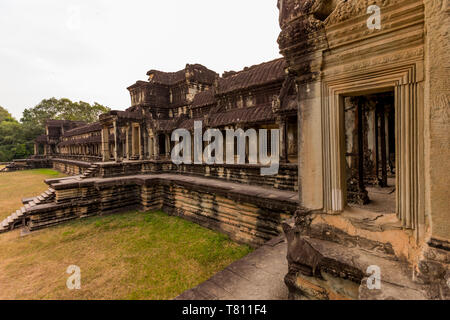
0, 187, 55, 234
78, 163, 99, 180
0, 162, 29, 172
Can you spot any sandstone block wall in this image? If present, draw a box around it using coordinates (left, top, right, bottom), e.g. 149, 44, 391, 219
26, 175, 297, 247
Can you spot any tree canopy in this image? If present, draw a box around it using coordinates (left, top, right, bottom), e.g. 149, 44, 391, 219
21, 98, 110, 128
0, 106, 16, 123
0, 99, 110, 162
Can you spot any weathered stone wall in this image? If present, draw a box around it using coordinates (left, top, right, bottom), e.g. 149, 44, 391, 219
423, 0, 450, 243
52, 159, 91, 176
278, 0, 449, 299
48, 159, 299, 192
26, 175, 297, 247
98, 161, 299, 192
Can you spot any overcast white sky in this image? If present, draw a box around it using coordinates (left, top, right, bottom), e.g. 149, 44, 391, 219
0, 0, 281, 120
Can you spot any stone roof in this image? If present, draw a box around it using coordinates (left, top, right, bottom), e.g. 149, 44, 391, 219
146, 64, 218, 86
45, 119, 86, 128
217, 58, 286, 94
178, 118, 201, 131
208, 104, 274, 127
64, 122, 102, 137
127, 80, 149, 91
191, 89, 216, 109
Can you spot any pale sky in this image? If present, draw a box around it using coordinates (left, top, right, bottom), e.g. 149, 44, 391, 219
0, 0, 282, 120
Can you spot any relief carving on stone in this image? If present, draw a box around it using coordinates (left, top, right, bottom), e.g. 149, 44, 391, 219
325, 0, 402, 25
277, 0, 334, 52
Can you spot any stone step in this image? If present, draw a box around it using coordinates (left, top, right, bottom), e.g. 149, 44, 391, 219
21, 207, 26, 214
37, 195, 45, 201
17, 209, 23, 217
7, 216, 13, 224
1, 220, 9, 227
48, 188, 55, 193
22, 197, 35, 204
12, 212, 18, 220
308, 210, 403, 258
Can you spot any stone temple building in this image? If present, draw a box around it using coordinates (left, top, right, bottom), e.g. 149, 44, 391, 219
1, 0, 448, 300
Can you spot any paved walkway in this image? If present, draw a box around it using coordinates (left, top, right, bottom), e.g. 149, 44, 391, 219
175, 236, 289, 300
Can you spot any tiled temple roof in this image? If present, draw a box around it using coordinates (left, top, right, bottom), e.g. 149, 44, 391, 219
191, 89, 216, 108
178, 118, 201, 131
64, 122, 102, 137
217, 58, 286, 94
46, 120, 86, 127
208, 104, 274, 127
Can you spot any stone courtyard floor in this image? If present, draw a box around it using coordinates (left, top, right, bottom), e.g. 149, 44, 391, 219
175, 236, 289, 300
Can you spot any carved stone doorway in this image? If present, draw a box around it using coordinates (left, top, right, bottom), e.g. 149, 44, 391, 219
343, 92, 396, 214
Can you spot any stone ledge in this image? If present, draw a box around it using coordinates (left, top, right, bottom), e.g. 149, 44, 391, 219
50, 174, 299, 211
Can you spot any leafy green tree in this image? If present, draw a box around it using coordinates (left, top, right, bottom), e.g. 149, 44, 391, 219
0, 117, 30, 161
0, 99, 109, 162
21, 98, 110, 128
0, 106, 16, 123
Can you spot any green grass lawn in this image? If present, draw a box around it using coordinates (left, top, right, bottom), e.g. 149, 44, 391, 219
0, 210, 252, 300
0, 169, 66, 220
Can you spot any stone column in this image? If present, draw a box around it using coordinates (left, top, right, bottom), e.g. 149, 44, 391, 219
148, 135, 153, 159
422, 0, 448, 242
125, 126, 130, 160
101, 126, 110, 162
165, 134, 170, 158
153, 135, 159, 159
379, 105, 387, 188
396, 82, 421, 231
278, 117, 289, 163
143, 130, 148, 159
34, 143, 38, 155
113, 120, 119, 162
138, 125, 143, 160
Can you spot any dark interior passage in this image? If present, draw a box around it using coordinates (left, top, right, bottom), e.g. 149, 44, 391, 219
344, 92, 396, 214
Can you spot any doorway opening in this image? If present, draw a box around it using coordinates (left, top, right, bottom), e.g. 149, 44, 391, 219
344, 91, 396, 214
158, 134, 166, 156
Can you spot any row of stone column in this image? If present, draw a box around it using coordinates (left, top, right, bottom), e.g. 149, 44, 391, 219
100, 119, 298, 164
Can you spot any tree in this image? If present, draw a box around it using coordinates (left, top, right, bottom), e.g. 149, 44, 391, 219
0, 99, 110, 162
0, 106, 16, 123
21, 98, 110, 129
0, 114, 30, 162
